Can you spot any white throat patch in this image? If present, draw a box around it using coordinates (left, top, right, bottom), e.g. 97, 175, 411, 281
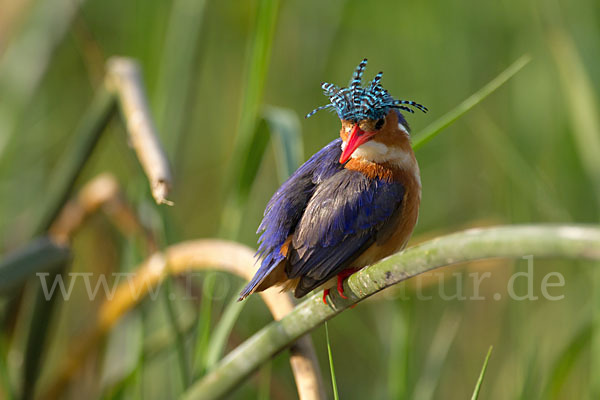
340, 140, 413, 167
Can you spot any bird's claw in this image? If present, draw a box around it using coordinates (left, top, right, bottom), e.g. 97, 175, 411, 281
336, 268, 359, 299
337, 275, 348, 299
323, 269, 358, 305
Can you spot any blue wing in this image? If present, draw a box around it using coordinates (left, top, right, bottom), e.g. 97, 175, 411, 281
238, 139, 344, 299
287, 169, 405, 297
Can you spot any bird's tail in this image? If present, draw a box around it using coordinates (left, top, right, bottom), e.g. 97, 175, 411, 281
238, 255, 284, 301
237, 274, 265, 301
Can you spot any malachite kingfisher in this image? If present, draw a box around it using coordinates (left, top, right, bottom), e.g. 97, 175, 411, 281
239, 59, 427, 303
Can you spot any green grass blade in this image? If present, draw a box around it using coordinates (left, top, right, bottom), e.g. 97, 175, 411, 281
263, 106, 304, 182
234, 120, 272, 206
149, 0, 209, 382
219, 105, 303, 238
387, 303, 410, 399
194, 107, 301, 374
202, 2, 281, 363
163, 277, 192, 389
219, 0, 280, 239
514, 346, 539, 400
144, 309, 196, 361
32, 87, 116, 236
192, 273, 216, 377
472, 113, 571, 221
230, 0, 280, 162
2, 238, 61, 400
325, 322, 339, 400
0, 237, 70, 293
0, 334, 15, 400
153, 0, 208, 159
257, 361, 272, 400
219, 118, 271, 237
204, 287, 248, 370
22, 268, 67, 400
100, 313, 144, 394
547, 28, 600, 400
541, 322, 592, 399
471, 346, 493, 400
549, 30, 600, 203
412, 55, 531, 151
412, 312, 461, 400
199, 108, 300, 371
0, 0, 88, 160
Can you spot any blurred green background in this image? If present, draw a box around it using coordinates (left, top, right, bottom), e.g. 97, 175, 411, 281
0, 0, 599, 399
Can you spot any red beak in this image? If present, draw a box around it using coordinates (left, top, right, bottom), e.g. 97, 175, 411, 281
339, 124, 376, 164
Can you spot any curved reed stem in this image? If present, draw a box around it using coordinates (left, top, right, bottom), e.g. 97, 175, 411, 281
181, 224, 600, 400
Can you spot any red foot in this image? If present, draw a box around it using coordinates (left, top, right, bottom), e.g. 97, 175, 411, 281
337, 275, 348, 299
336, 268, 360, 299
323, 288, 330, 304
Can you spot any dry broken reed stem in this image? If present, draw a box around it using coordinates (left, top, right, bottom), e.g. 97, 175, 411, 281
105, 57, 173, 206
49, 173, 125, 242
48, 173, 156, 251
40, 240, 324, 400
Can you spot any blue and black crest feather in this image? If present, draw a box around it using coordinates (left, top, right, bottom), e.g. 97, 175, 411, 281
306, 58, 428, 122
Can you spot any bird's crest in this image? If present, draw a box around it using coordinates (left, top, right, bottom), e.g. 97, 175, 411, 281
306, 58, 428, 122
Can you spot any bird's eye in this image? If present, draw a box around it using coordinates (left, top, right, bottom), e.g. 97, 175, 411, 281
375, 118, 385, 130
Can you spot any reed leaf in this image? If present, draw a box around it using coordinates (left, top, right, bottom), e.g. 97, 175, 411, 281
412, 55, 531, 151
